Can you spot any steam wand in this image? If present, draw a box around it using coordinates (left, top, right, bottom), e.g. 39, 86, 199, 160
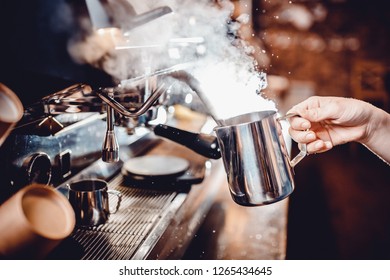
166, 70, 223, 126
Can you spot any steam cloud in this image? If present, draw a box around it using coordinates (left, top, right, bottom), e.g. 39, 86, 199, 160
68, 0, 276, 120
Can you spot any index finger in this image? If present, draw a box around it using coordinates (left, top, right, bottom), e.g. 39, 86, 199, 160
281, 114, 311, 130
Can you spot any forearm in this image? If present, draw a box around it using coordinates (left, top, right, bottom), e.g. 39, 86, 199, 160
359, 106, 390, 165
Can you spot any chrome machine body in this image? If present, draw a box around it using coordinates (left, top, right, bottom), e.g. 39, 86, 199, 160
0, 0, 217, 260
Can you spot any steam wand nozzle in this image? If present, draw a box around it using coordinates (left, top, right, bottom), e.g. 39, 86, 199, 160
102, 89, 119, 163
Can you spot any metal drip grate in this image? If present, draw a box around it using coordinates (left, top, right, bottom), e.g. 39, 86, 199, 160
70, 175, 185, 260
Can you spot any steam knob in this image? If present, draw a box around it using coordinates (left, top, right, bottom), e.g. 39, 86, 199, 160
22, 152, 52, 185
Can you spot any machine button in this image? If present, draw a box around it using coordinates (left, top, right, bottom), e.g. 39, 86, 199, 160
22, 152, 52, 185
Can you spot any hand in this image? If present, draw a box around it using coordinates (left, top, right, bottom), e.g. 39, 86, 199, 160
286, 96, 376, 154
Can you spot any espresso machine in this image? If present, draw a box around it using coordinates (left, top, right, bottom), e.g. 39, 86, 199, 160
0, 0, 226, 259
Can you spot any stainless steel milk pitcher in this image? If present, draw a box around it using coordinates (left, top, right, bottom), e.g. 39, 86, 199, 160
68, 179, 122, 227
214, 110, 306, 206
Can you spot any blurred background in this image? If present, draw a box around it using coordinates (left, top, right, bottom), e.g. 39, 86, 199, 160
186, 0, 390, 260
254, 0, 390, 260
254, 0, 390, 113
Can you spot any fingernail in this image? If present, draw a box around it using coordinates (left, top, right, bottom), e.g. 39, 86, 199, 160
315, 141, 324, 149
306, 133, 315, 141
301, 121, 311, 129
324, 141, 333, 149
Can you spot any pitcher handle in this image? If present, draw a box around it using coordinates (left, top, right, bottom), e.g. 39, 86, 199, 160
107, 189, 122, 214
277, 113, 307, 168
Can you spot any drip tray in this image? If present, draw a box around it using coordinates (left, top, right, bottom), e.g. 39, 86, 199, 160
48, 175, 187, 260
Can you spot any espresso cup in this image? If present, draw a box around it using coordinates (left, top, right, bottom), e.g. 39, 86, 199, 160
0, 184, 76, 259
67, 179, 122, 227
0, 83, 23, 147
214, 110, 306, 206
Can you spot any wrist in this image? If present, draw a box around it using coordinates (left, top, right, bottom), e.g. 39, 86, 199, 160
360, 105, 390, 147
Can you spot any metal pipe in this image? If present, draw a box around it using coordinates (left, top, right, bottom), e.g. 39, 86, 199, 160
96, 83, 166, 118
165, 70, 223, 125
102, 88, 119, 162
